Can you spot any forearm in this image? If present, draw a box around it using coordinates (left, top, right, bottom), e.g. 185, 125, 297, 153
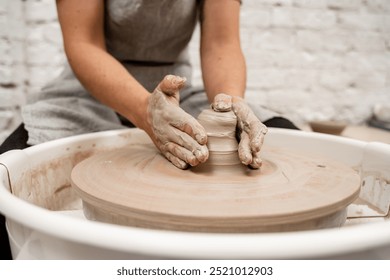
201, 42, 246, 103
200, 0, 246, 103
65, 42, 149, 130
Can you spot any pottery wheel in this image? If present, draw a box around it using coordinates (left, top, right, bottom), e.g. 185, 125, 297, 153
71, 110, 361, 233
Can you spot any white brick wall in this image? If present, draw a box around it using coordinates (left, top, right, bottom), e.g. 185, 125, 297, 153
0, 0, 25, 143
238, 0, 390, 125
1, 0, 389, 144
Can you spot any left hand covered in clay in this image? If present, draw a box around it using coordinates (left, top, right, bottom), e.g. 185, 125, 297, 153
212, 93, 268, 169
146, 75, 209, 169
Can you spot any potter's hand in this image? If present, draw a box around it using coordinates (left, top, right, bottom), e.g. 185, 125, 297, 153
212, 93, 268, 169
146, 75, 209, 169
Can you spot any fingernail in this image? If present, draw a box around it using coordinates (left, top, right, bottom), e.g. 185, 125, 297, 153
255, 158, 263, 167
217, 104, 230, 112
174, 76, 186, 85
195, 147, 209, 162
195, 133, 207, 144
241, 154, 251, 165
177, 161, 189, 169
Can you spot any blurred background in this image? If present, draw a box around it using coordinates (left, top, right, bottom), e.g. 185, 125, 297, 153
1, 0, 389, 144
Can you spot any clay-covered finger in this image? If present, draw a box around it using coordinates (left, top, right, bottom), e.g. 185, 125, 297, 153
248, 120, 267, 153
167, 128, 209, 163
163, 151, 189, 169
249, 151, 263, 169
170, 111, 208, 145
237, 131, 252, 165
212, 93, 232, 112
232, 101, 267, 153
158, 75, 186, 97
164, 142, 200, 167
194, 146, 209, 163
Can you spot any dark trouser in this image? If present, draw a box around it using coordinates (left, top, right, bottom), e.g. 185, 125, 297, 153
0, 124, 30, 260
0, 118, 298, 259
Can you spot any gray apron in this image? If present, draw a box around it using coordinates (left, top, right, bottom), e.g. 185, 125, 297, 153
22, 0, 204, 145
22, 0, 277, 145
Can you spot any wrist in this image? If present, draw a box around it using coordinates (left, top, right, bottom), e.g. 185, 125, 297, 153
123, 93, 150, 131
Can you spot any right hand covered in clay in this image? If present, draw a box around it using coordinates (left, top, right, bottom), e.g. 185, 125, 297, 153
146, 75, 209, 169
212, 93, 268, 169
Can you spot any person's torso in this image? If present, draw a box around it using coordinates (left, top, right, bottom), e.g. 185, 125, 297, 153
105, 0, 199, 63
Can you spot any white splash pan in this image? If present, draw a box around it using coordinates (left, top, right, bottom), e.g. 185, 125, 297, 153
1, 128, 390, 259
